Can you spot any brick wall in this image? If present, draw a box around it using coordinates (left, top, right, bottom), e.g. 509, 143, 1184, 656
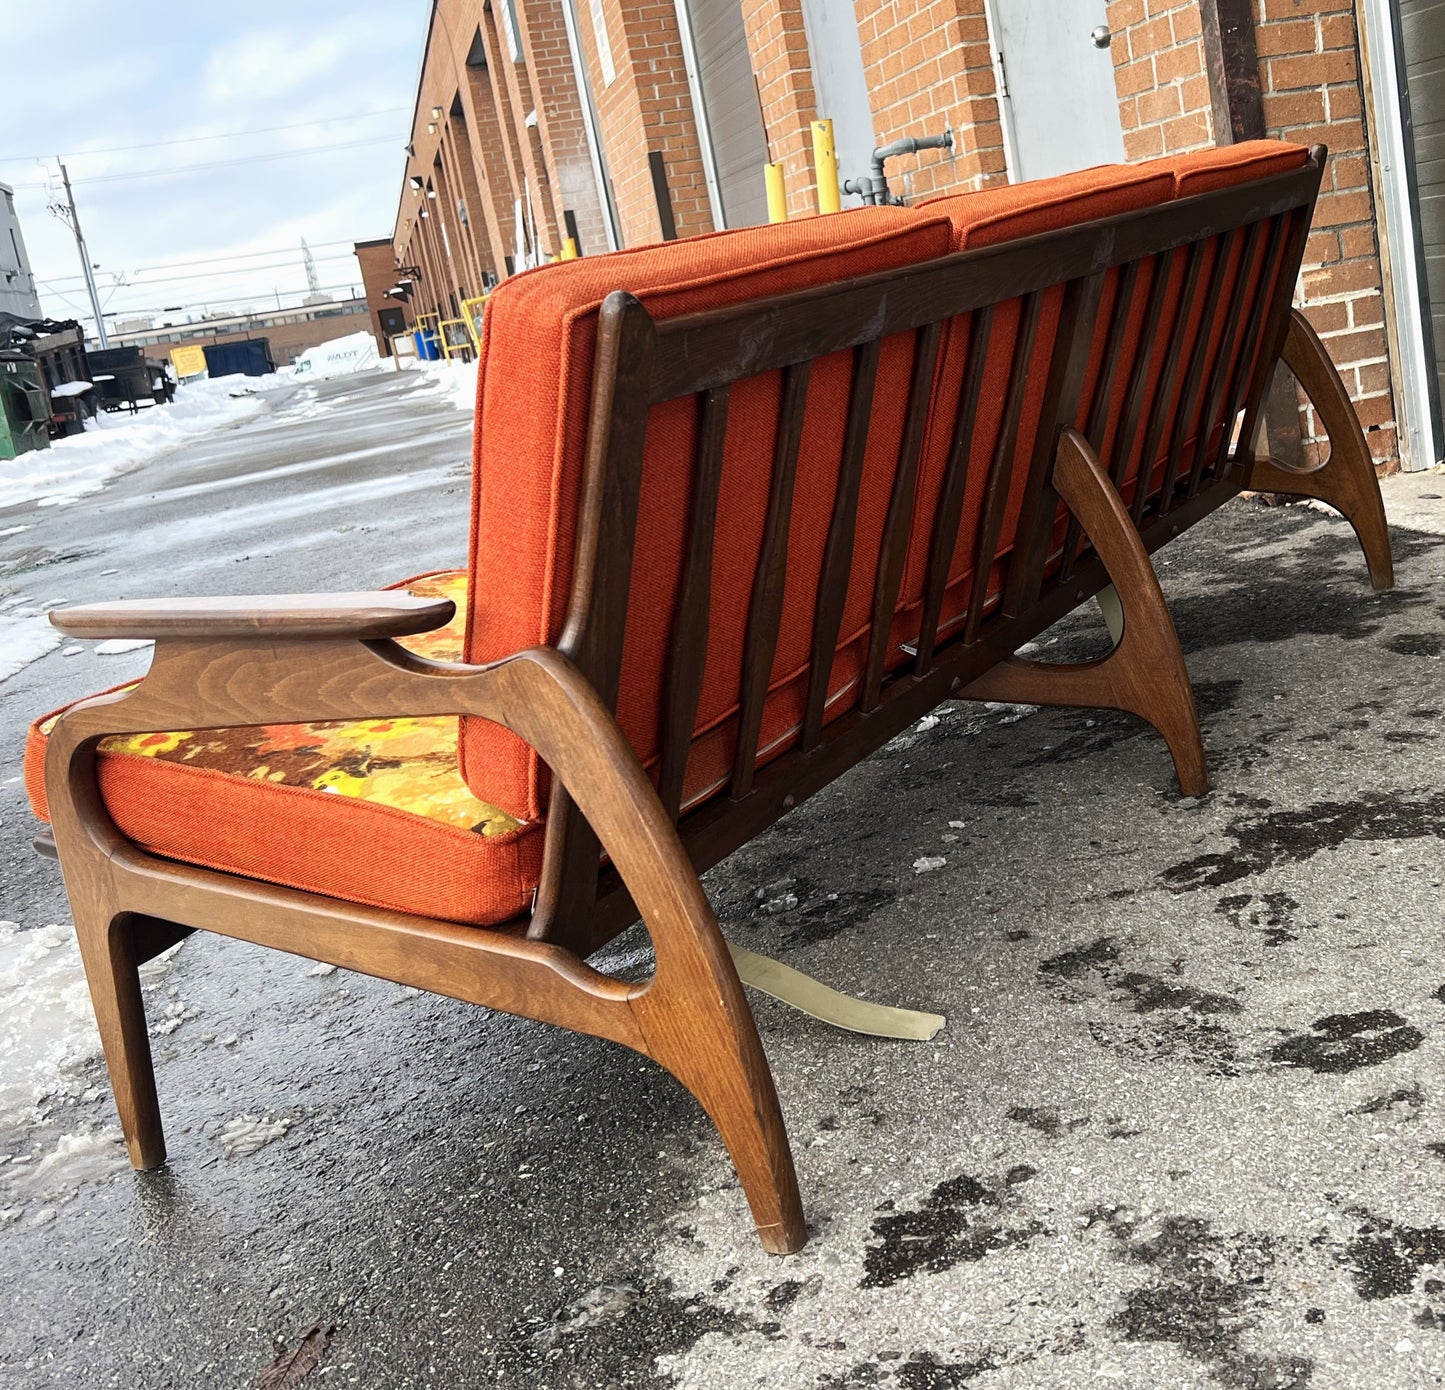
1106, 0, 1400, 472
1253, 0, 1396, 469
1107, 0, 1213, 159
854, 0, 1005, 197
575, 0, 713, 243
355, 240, 410, 353
518, 0, 612, 255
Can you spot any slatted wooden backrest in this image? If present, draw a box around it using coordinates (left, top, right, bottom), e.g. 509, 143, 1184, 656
532, 148, 1324, 952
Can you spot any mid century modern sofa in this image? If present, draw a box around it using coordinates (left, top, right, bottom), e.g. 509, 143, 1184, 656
25, 139, 1391, 1253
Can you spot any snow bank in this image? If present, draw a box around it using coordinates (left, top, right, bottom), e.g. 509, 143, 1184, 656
290, 330, 380, 380
412, 356, 479, 415
0, 376, 265, 512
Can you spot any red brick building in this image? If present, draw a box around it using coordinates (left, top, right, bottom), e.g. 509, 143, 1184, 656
369, 1, 1445, 473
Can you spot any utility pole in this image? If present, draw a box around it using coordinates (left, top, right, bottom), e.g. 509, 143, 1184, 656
50, 161, 109, 348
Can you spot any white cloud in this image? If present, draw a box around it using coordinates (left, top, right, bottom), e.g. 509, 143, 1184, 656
202, 30, 352, 106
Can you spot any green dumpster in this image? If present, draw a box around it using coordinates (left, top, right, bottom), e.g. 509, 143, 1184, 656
0, 351, 50, 461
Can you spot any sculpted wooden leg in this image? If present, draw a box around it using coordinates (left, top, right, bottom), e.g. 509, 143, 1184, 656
632, 960, 807, 1254
961, 427, 1209, 797
489, 654, 807, 1255
1244, 309, 1393, 591
73, 909, 166, 1170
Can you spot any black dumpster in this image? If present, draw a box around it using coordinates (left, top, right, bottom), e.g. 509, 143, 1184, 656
88, 346, 169, 413
203, 338, 275, 378
0, 350, 51, 460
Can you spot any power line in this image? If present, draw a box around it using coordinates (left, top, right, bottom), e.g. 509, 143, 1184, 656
37, 240, 366, 286
7, 136, 399, 190
0, 108, 406, 164
80, 281, 368, 321
71, 137, 401, 185
42, 252, 359, 292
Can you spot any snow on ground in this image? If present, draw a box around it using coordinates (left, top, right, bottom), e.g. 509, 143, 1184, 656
0, 376, 267, 513
411, 355, 479, 415
0, 922, 102, 1123
0, 615, 63, 685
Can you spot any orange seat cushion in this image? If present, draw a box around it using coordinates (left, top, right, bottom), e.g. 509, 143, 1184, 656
25, 572, 544, 928
463, 207, 955, 822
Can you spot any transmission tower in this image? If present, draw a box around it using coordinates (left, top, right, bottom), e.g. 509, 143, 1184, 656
302, 238, 321, 296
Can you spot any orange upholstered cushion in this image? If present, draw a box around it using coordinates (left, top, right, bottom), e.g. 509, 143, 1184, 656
917, 161, 1175, 250
25, 572, 543, 928
1153, 139, 1310, 198
463, 207, 954, 822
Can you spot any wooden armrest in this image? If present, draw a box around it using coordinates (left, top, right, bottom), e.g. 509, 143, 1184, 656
49, 591, 456, 642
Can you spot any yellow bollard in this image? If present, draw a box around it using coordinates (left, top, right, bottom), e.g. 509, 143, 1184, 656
560, 237, 579, 259
812, 119, 840, 215
765, 161, 788, 223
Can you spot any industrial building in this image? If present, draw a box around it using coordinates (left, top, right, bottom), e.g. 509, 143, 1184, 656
107, 298, 371, 365
0, 181, 42, 321
364, 1, 1445, 473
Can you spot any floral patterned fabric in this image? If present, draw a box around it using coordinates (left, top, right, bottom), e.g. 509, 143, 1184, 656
39, 571, 523, 839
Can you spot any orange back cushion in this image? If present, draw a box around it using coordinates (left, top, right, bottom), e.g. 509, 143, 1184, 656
1151, 138, 1310, 198
462, 208, 954, 821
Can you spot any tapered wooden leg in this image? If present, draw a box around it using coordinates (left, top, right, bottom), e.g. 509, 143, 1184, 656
1244, 309, 1393, 591
632, 944, 807, 1254
961, 427, 1209, 797
72, 910, 166, 1170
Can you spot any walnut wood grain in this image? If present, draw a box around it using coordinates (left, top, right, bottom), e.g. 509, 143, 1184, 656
961, 428, 1209, 796
731, 359, 810, 800
50, 592, 455, 642
44, 638, 806, 1253
1244, 309, 1393, 590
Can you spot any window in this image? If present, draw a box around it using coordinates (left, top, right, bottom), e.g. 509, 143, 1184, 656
498, 0, 522, 62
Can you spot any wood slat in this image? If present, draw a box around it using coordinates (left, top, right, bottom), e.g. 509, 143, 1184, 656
657, 385, 732, 820
590, 468, 1247, 949
861, 322, 942, 713
1109, 255, 1171, 504
531, 293, 657, 948
801, 339, 883, 753
913, 306, 996, 674
1130, 241, 1206, 526
1061, 259, 1142, 581
963, 297, 1045, 642
1186, 218, 1265, 498
1210, 213, 1289, 479
729, 360, 811, 800
1002, 271, 1108, 617
1158, 232, 1235, 513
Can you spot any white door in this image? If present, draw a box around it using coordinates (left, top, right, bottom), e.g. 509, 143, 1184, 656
989, 0, 1127, 181
799, 0, 877, 203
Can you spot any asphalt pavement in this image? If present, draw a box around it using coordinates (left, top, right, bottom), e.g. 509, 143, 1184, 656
2, 367, 1444, 1390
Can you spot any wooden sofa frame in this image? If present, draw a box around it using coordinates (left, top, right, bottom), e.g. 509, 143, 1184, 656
39, 145, 1391, 1255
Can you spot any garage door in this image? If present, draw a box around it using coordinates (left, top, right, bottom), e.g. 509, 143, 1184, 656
1399, 0, 1445, 421
679, 0, 771, 228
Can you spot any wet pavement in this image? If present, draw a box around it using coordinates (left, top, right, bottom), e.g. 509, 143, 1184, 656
2, 370, 1444, 1389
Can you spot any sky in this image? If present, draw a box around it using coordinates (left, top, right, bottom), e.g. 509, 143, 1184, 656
0, 0, 430, 333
